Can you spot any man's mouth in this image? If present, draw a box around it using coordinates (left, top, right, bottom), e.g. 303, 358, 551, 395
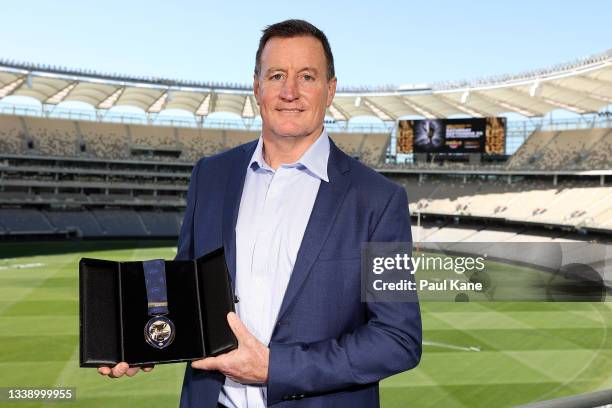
277, 108, 305, 113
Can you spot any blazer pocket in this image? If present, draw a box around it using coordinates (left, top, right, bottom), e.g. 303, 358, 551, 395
317, 248, 362, 261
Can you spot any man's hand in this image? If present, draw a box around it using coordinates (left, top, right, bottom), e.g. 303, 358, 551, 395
98, 362, 154, 378
191, 312, 269, 384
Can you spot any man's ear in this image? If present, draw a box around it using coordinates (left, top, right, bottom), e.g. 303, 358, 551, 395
253, 74, 261, 105
326, 77, 337, 107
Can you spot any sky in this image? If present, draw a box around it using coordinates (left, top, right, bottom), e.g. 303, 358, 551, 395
0, 0, 611, 90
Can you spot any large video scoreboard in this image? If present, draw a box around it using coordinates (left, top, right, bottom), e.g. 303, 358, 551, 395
397, 117, 506, 155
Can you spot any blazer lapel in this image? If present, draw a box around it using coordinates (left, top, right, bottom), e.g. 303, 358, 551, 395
275, 141, 352, 322
222, 141, 257, 284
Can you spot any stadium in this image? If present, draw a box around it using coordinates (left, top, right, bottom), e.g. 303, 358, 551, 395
1, 46, 612, 407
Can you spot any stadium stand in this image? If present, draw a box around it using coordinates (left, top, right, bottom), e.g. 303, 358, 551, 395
0, 114, 23, 154
130, 124, 177, 149
44, 210, 105, 237
506, 127, 612, 170
394, 174, 612, 232
139, 211, 182, 236
529, 185, 612, 224
590, 206, 612, 230
461, 181, 518, 217
359, 132, 390, 165
533, 128, 608, 170
0, 110, 611, 240
423, 182, 480, 215
494, 184, 562, 222
225, 130, 258, 149
90, 209, 149, 236
578, 128, 612, 170
459, 227, 519, 242
0, 208, 182, 238
418, 225, 479, 242
329, 133, 365, 158
24, 117, 79, 157
79, 121, 129, 159
177, 127, 225, 161
0, 114, 393, 165
505, 130, 558, 169
412, 222, 612, 244
508, 129, 610, 170
0, 208, 55, 233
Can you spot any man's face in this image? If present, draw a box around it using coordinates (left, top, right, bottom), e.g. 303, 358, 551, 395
254, 36, 336, 140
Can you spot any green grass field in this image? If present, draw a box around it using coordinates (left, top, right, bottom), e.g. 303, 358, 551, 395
0, 241, 610, 407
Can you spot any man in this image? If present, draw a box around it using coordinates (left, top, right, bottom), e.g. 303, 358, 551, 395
99, 19, 422, 407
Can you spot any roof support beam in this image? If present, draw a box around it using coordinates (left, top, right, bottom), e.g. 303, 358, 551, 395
250, 95, 260, 117
363, 97, 395, 120
400, 97, 441, 119
208, 92, 218, 114
581, 74, 612, 89
195, 93, 211, 116
543, 81, 612, 104
0, 76, 26, 98
241, 95, 256, 118
538, 96, 591, 114
146, 91, 169, 113
475, 92, 542, 117
507, 86, 594, 114
492, 87, 557, 113
45, 82, 78, 105
97, 87, 124, 109
434, 94, 489, 117
328, 103, 349, 121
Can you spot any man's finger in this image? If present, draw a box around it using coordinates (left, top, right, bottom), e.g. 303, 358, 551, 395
126, 367, 140, 377
110, 362, 129, 378
191, 357, 219, 370
142, 366, 154, 372
227, 312, 250, 341
98, 366, 111, 376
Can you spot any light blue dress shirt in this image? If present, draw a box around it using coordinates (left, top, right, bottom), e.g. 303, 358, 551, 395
219, 130, 330, 408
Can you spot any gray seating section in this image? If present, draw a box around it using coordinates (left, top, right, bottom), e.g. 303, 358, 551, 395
139, 211, 181, 236
0, 209, 184, 238
0, 208, 55, 233
90, 209, 149, 236
43, 210, 105, 237
0, 114, 393, 167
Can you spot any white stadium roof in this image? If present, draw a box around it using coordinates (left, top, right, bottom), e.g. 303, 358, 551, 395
0, 50, 611, 120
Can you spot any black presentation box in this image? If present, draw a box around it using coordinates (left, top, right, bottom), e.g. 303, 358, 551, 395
79, 248, 238, 367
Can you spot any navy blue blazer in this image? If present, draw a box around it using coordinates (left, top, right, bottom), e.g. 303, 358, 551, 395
176, 139, 422, 407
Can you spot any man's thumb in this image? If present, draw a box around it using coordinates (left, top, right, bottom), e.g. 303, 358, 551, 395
227, 312, 248, 340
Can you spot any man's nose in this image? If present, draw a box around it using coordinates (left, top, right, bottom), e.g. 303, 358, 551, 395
280, 76, 299, 101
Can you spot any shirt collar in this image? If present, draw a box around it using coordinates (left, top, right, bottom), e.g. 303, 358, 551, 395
248, 128, 330, 182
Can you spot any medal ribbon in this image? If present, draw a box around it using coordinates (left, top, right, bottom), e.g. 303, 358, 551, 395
143, 259, 169, 316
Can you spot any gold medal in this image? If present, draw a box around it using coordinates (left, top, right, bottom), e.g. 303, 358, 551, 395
144, 315, 175, 349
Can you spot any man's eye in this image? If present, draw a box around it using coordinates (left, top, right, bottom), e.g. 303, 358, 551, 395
303, 74, 314, 81
270, 73, 283, 80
